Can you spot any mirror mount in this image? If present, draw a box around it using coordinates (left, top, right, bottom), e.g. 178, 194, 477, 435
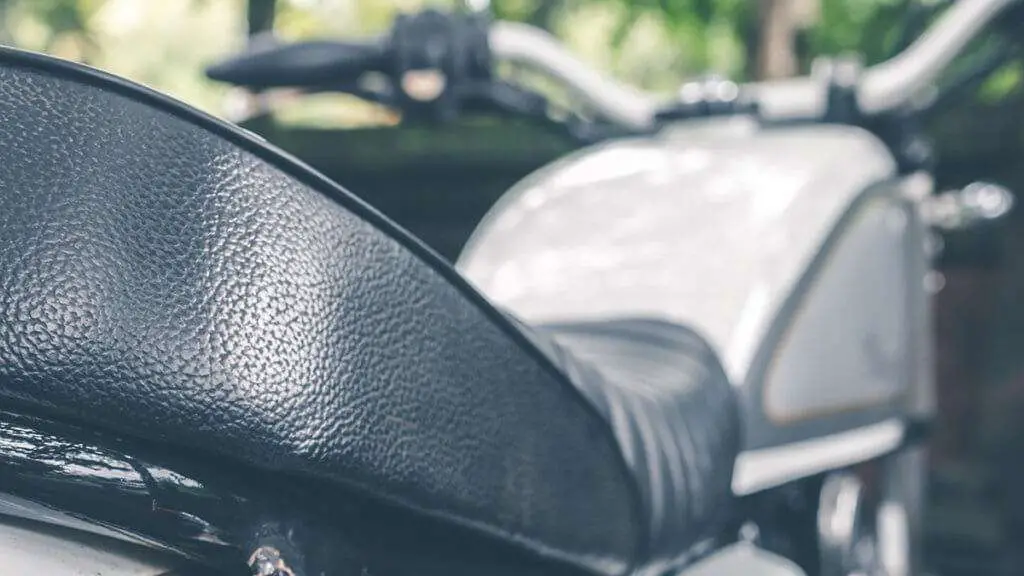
922, 181, 1015, 231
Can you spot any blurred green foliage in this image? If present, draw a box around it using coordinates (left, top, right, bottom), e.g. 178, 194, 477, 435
0, 0, 1022, 188
4, 0, 1015, 112
0, 0, 246, 111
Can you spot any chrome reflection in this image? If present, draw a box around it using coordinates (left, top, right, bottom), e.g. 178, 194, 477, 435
0, 419, 143, 488
0, 411, 236, 561
922, 181, 1015, 231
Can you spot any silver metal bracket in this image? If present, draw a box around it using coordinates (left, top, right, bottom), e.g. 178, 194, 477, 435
921, 181, 1014, 231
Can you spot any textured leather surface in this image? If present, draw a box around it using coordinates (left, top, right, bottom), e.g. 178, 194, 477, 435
525, 319, 740, 566
0, 49, 742, 575
0, 51, 642, 574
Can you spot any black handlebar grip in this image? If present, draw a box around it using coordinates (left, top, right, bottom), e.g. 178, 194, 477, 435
206, 38, 384, 89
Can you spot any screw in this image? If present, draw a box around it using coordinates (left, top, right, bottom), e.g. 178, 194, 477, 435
248, 546, 296, 576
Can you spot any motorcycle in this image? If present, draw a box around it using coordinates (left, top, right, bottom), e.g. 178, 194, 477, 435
0, 0, 1019, 575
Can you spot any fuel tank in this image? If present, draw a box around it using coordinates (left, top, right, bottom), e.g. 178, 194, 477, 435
456, 117, 933, 495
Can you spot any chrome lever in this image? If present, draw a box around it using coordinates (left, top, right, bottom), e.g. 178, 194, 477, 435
921, 181, 1015, 231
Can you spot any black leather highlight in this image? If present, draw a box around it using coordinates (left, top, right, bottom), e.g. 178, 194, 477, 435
526, 319, 740, 565
0, 51, 643, 575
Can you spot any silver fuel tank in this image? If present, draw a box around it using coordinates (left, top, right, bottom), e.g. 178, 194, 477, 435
457, 117, 933, 495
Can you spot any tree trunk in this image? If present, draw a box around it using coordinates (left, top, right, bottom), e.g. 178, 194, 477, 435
755, 0, 799, 80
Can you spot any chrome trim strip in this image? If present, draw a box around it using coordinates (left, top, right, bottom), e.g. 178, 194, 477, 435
731, 418, 905, 495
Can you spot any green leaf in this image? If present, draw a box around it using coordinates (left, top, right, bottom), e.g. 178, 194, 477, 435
980, 60, 1024, 104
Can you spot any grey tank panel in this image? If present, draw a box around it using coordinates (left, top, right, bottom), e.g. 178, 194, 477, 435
457, 120, 915, 492
457, 120, 896, 386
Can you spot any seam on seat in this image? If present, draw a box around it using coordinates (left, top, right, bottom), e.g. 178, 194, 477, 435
525, 316, 742, 566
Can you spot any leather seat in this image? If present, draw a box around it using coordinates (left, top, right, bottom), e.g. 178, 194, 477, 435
526, 319, 740, 560
0, 48, 739, 575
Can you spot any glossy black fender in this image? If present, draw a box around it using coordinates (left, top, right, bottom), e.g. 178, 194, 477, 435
0, 409, 613, 576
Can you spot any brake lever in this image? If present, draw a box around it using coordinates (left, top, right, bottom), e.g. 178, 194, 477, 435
331, 76, 400, 109
317, 8, 620, 142
465, 80, 627, 143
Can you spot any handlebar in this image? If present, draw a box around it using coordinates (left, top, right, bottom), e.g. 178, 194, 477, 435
493, 0, 1021, 125
487, 22, 659, 130
857, 0, 1018, 115
207, 0, 1021, 130
206, 38, 384, 88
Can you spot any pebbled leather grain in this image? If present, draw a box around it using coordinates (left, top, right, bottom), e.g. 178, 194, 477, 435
526, 319, 740, 568
0, 51, 642, 574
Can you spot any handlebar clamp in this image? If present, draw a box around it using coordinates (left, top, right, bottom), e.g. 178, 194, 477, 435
654, 75, 758, 121
813, 55, 864, 125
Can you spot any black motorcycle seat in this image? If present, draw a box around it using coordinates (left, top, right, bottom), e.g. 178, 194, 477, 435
525, 319, 740, 560
0, 49, 738, 576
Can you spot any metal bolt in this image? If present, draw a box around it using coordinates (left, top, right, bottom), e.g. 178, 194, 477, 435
249, 546, 296, 576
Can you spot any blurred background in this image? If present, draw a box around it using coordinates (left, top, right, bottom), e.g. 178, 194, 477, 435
3, 0, 1024, 574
